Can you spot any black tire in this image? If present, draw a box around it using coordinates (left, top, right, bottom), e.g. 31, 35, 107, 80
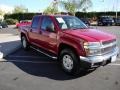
59, 49, 81, 75
21, 36, 30, 50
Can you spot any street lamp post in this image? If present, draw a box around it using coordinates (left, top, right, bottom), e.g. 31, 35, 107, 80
53, 0, 58, 11
115, 0, 118, 18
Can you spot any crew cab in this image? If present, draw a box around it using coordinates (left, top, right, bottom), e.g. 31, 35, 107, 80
19, 15, 119, 75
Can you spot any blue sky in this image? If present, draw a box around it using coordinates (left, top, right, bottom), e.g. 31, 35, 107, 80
0, 0, 120, 12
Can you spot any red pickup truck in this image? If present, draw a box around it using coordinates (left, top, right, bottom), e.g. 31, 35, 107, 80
19, 15, 119, 75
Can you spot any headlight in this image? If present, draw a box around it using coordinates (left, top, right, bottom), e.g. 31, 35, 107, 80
84, 42, 102, 56
85, 48, 102, 56
84, 42, 101, 49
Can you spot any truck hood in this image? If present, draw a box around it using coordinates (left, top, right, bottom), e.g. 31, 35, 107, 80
63, 29, 116, 42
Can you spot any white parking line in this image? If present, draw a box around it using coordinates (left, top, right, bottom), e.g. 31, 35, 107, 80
8, 55, 47, 59
2, 55, 120, 65
1, 59, 120, 66
0, 59, 57, 64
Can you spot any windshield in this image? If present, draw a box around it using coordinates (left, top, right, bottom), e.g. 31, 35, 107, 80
56, 16, 88, 30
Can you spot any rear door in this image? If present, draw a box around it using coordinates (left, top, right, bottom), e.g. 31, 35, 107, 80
28, 16, 41, 44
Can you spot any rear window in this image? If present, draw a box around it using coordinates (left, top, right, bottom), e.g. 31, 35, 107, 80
31, 16, 40, 29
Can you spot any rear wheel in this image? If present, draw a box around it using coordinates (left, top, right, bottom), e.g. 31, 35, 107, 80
59, 49, 81, 75
21, 36, 30, 50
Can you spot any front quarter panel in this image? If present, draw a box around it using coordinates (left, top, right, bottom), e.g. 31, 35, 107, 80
59, 32, 86, 56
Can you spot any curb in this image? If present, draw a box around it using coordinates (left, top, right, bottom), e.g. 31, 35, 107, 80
0, 44, 21, 60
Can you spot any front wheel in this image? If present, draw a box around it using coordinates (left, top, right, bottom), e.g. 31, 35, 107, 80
59, 49, 81, 75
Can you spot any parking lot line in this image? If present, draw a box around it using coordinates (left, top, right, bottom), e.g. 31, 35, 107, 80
0, 59, 57, 64
1, 58, 120, 66
8, 55, 48, 59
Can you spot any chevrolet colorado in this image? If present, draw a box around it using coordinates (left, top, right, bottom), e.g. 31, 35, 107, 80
19, 15, 119, 75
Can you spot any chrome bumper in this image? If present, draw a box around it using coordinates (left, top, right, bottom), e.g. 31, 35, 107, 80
80, 47, 119, 68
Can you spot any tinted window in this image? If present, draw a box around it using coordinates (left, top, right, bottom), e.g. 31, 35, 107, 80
41, 17, 53, 30
31, 16, 40, 29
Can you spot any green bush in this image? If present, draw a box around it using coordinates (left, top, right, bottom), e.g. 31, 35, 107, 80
75, 12, 120, 18
5, 18, 18, 25
4, 13, 42, 21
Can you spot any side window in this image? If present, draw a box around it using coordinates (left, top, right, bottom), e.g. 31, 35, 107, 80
31, 16, 40, 29
41, 17, 54, 31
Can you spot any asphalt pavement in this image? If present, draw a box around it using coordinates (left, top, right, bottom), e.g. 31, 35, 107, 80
0, 26, 21, 58
0, 26, 120, 90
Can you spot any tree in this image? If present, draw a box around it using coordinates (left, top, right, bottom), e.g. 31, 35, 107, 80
60, 0, 76, 15
44, 6, 58, 14
44, 0, 59, 15
60, 0, 92, 15
13, 5, 28, 13
0, 9, 4, 15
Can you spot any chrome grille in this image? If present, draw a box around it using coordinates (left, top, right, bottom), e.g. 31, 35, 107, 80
101, 39, 117, 54
101, 44, 116, 54
102, 39, 116, 45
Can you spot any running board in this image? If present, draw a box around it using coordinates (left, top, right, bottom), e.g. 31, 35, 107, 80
30, 46, 57, 60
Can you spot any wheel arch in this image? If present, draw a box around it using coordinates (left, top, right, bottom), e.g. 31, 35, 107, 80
20, 32, 29, 42
58, 43, 79, 58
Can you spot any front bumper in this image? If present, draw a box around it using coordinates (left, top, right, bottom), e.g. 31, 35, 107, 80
80, 47, 119, 69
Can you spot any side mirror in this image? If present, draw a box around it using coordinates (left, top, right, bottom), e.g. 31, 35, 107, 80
46, 24, 55, 32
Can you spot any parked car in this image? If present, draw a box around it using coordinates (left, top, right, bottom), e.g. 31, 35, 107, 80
19, 15, 119, 75
80, 18, 90, 26
97, 16, 114, 26
16, 20, 31, 28
0, 21, 8, 28
113, 18, 120, 26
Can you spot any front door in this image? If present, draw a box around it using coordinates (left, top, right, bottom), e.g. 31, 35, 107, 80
39, 16, 58, 54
